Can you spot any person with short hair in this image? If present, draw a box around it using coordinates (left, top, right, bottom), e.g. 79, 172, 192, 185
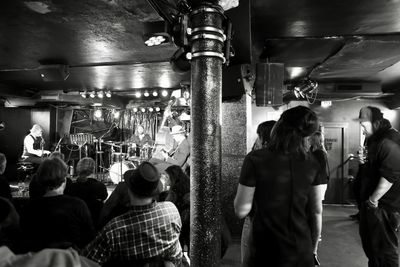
82, 161, 182, 266
21, 124, 50, 165
20, 158, 95, 251
130, 124, 153, 147
0, 153, 11, 200
65, 157, 107, 229
234, 106, 326, 266
355, 106, 400, 267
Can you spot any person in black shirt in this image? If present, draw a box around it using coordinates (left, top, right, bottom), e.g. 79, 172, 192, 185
0, 153, 11, 200
309, 131, 329, 194
21, 124, 50, 165
355, 106, 400, 267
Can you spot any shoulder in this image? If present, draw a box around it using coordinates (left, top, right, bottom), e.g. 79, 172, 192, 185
156, 201, 180, 215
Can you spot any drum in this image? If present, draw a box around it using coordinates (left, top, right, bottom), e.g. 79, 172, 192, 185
111, 152, 127, 164
127, 143, 139, 158
121, 143, 129, 154
140, 146, 152, 160
109, 161, 135, 184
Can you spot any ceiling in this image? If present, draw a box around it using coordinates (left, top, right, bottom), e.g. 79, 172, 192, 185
2, 0, 400, 108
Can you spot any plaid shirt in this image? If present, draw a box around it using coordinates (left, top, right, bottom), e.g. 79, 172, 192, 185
82, 201, 182, 265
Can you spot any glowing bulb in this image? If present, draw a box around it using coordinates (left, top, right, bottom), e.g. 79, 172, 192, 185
155, 107, 160, 112
97, 91, 104, 98
152, 91, 158, 97
144, 91, 150, 97
141, 108, 146, 113
135, 91, 142, 98
148, 107, 154, 112
81, 92, 87, 98
89, 91, 96, 98
105, 91, 112, 98
94, 109, 102, 118
113, 111, 120, 119
133, 107, 138, 112
161, 90, 168, 97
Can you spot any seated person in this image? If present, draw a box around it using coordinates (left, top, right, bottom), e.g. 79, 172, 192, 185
21, 124, 50, 165
0, 153, 11, 200
0, 197, 21, 252
130, 124, 153, 147
82, 162, 182, 266
161, 125, 190, 168
65, 157, 108, 229
20, 158, 94, 252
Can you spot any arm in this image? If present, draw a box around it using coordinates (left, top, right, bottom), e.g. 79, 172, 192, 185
369, 177, 393, 206
234, 184, 255, 219
166, 141, 190, 166
308, 184, 325, 254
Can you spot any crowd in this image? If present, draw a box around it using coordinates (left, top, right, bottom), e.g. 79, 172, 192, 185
1, 105, 400, 267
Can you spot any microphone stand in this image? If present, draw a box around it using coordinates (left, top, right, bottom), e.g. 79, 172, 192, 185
54, 136, 64, 152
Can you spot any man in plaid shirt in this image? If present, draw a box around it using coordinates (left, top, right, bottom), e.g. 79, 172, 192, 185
82, 162, 182, 265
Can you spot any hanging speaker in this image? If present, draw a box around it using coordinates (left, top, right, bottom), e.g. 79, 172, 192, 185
255, 63, 284, 106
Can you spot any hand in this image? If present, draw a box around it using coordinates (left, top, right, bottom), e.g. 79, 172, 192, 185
365, 198, 378, 209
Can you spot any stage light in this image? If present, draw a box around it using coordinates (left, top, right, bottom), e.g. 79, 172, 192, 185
155, 107, 160, 112
135, 91, 142, 98
152, 91, 158, 97
143, 21, 171, 47
94, 109, 102, 118
133, 107, 138, 112
141, 108, 146, 113
97, 91, 104, 98
144, 91, 150, 97
161, 90, 168, 97
148, 107, 154, 112
105, 91, 112, 98
81, 92, 88, 98
89, 91, 95, 98
113, 110, 120, 119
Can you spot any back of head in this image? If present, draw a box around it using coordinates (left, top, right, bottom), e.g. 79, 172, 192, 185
49, 151, 65, 161
0, 153, 6, 175
269, 106, 319, 157
124, 162, 162, 199
30, 124, 43, 135
76, 157, 95, 177
36, 158, 68, 192
257, 120, 276, 146
165, 165, 190, 196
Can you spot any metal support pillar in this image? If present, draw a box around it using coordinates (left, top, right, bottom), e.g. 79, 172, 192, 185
189, 4, 225, 267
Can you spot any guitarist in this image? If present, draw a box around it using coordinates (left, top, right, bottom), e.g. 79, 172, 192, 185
161, 125, 190, 168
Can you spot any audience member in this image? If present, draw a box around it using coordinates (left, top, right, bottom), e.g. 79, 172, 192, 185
234, 106, 326, 266
0, 153, 12, 200
0, 197, 20, 251
309, 131, 330, 196
20, 158, 95, 252
65, 157, 107, 229
242, 120, 276, 266
355, 106, 400, 266
82, 161, 182, 266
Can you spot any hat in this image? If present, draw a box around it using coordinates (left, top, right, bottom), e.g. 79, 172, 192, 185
355, 106, 384, 122
124, 162, 162, 197
170, 125, 185, 135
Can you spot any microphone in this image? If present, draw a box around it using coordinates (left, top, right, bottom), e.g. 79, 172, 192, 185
54, 136, 64, 152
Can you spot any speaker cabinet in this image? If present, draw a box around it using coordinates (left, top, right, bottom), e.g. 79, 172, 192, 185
255, 63, 284, 106
38, 64, 70, 82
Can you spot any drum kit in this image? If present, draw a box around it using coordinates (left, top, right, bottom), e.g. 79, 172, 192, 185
99, 140, 153, 184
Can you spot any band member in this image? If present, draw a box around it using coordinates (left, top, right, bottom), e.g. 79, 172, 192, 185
162, 125, 190, 168
21, 124, 50, 164
130, 124, 153, 147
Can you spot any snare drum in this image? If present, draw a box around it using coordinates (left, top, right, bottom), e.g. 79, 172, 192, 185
109, 161, 135, 184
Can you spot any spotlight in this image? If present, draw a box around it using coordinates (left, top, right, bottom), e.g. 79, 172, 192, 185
144, 91, 150, 97
81, 91, 88, 98
135, 91, 142, 98
97, 91, 104, 98
89, 91, 95, 98
141, 108, 146, 113
152, 91, 158, 97
155, 107, 160, 112
94, 109, 102, 118
105, 91, 112, 98
113, 110, 120, 119
148, 107, 154, 112
143, 21, 171, 47
161, 90, 168, 97
133, 107, 138, 112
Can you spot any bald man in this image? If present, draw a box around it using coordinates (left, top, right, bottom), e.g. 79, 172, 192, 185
21, 124, 50, 164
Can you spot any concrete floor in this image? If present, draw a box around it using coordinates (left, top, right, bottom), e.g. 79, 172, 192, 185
220, 205, 371, 267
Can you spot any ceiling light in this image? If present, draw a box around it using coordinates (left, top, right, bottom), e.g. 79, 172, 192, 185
152, 91, 158, 97
81, 92, 88, 98
94, 109, 102, 118
89, 91, 96, 98
161, 90, 168, 97
105, 91, 112, 98
148, 107, 154, 112
155, 107, 160, 112
97, 91, 104, 98
135, 91, 142, 98
144, 91, 150, 97
141, 108, 146, 113
143, 21, 171, 47
113, 110, 120, 119
133, 107, 138, 112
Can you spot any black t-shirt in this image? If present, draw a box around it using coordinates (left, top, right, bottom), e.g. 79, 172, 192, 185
361, 128, 400, 211
21, 195, 95, 251
312, 149, 330, 183
239, 148, 326, 264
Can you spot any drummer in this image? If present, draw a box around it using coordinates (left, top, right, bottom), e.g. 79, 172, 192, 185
129, 125, 153, 147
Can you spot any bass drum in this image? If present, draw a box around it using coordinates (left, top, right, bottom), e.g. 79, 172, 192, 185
109, 161, 136, 184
